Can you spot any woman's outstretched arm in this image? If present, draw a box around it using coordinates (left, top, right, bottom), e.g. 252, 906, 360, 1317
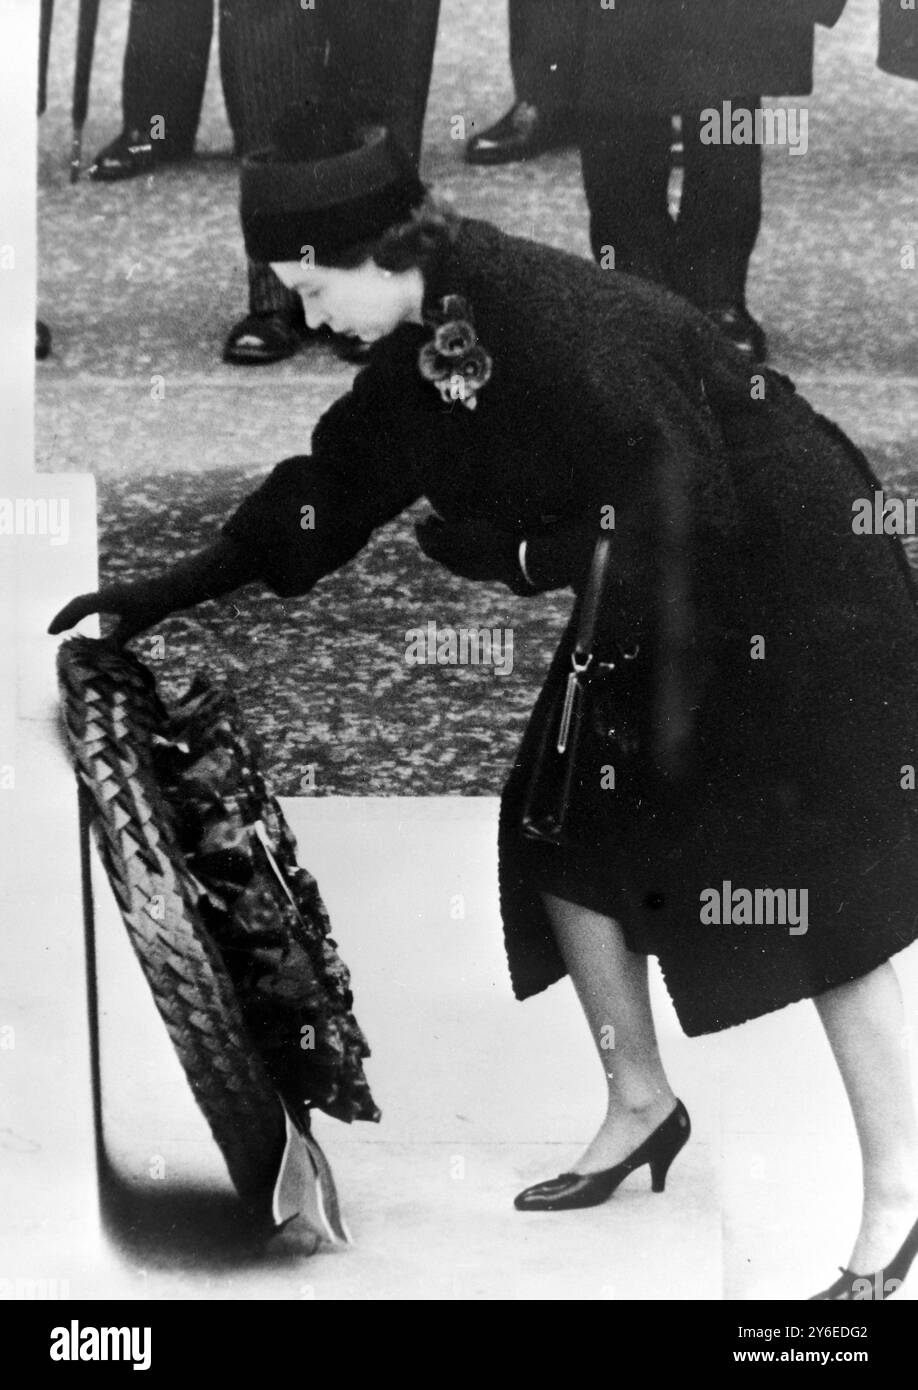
49, 350, 423, 643
47, 536, 263, 645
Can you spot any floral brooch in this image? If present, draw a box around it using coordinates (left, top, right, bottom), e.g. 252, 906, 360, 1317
418, 294, 492, 411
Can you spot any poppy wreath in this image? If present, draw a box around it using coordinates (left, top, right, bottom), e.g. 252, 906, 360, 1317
418, 293, 493, 410
57, 638, 379, 1209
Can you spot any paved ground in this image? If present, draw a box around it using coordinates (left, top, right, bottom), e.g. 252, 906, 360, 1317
35, 0, 918, 795
45, 795, 918, 1300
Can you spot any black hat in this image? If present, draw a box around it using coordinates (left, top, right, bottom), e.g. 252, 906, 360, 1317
240, 103, 425, 265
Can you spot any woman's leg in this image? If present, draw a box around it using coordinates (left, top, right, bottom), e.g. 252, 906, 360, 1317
814, 961, 918, 1276
542, 891, 678, 1173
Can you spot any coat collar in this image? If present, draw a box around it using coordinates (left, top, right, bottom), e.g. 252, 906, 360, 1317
419, 218, 470, 320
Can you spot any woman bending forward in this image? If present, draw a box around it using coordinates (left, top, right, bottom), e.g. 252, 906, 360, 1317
51, 108, 918, 1300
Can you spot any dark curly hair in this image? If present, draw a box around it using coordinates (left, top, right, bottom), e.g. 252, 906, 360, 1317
318, 193, 461, 274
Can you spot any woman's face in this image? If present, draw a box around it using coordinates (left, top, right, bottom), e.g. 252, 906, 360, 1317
271, 259, 420, 345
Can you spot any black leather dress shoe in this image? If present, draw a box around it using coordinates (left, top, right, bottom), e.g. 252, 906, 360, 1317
707, 304, 768, 362
223, 311, 308, 366
36, 320, 51, 361
466, 101, 575, 166
514, 1100, 691, 1212
89, 129, 192, 182
333, 334, 372, 364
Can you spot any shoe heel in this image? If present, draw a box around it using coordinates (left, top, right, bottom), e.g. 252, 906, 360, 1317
650, 1155, 673, 1193
648, 1110, 690, 1192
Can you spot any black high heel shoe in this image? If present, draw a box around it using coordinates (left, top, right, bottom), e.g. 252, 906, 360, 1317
514, 1099, 691, 1212
810, 1214, 918, 1300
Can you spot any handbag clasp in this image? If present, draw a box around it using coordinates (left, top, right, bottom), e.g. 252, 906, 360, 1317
557, 651, 593, 755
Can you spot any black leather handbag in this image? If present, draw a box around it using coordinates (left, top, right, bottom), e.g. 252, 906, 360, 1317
520, 534, 642, 848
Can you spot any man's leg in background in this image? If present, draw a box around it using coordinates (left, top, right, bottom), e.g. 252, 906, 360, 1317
329, 0, 441, 168
90, 0, 213, 176
219, 0, 329, 334
579, 101, 678, 288
508, 0, 584, 122
677, 99, 764, 313
677, 98, 766, 357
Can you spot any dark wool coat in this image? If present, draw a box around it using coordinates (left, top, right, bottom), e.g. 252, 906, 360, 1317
579, 0, 849, 110
222, 217, 918, 1037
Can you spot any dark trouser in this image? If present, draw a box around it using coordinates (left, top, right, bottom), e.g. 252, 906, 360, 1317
121, 0, 328, 316
508, 0, 584, 115
120, 0, 326, 156
220, 0, 328, 152
220, 0, 330, 315
326, 0, 442, 168
579, 98, 764, 310
121, 0, 216, 155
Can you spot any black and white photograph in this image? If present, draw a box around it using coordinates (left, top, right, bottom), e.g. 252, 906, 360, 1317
2, 0, 918, 1333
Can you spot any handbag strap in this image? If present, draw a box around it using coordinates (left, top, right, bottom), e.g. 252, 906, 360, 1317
573, 534, 614, 666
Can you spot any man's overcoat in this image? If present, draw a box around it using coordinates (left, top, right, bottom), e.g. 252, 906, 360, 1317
579, 0, 849, 110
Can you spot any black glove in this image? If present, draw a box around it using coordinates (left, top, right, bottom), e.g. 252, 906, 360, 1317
48, 577, 182, 646
414, 516, 535, 594
48, 538, 261, 646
